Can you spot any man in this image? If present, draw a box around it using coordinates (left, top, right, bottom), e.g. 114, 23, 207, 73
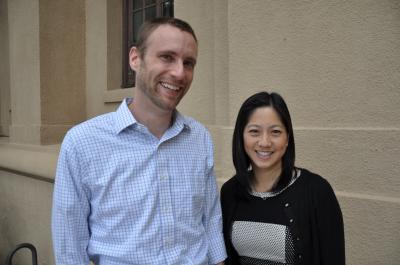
52, 17, 227, 264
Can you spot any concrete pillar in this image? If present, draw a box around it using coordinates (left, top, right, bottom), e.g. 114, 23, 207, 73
0, 0, 11, 136
8, 0, 86, 145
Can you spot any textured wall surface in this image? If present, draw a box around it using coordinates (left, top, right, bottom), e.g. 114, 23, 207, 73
39, 0, 86, 143
8, 0, 41, 144
6, 0, 86, 144
213, 1, 400, 264
0, 170, 54, 265
187, 1, 400, 264
0, 0, 10, 136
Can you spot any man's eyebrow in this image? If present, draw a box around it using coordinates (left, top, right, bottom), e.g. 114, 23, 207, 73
157, 50, 176, 55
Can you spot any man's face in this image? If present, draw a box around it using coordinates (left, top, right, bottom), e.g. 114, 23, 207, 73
129, 25, 198, 112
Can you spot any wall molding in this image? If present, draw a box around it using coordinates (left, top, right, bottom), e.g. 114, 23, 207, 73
0, 141, 58, 182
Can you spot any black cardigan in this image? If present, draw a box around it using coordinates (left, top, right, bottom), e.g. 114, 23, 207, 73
220, 168, 345, 265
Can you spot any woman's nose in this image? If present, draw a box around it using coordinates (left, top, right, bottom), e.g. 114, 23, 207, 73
258, 133, 271, 147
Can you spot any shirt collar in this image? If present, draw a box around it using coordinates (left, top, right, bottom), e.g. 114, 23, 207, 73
172, 109, 191, 131
113, 98, 191, 134
113, 98, 137, 134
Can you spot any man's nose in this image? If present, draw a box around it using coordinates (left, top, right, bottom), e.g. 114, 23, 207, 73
171, 61, 185, 79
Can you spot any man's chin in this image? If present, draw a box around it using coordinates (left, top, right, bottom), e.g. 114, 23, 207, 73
154, 100, 179, 112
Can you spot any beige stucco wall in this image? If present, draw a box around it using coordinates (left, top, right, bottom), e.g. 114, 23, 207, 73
6, 0, 86, 145
8, 0, 41, 144
39, 0, 86, 144
182, 1, 400, 264
0, 1, 399, 264
0, 140, 58, 264
85, 0, 110, 118
0, 0, 10, 136
227, 0, 400, 127
0, 169, 54, 264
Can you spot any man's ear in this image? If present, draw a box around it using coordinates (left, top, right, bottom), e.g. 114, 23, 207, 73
129, 47, 140, 71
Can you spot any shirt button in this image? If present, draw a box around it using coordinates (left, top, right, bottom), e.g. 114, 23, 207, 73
296, 237, 300, 241
298, 254, 303, 259
160, 175, 168, 180
289, 218, 294, 223
285, 202, 290, 207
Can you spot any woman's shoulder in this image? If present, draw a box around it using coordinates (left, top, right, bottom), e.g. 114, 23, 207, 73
298, 168, 335, 192
297, 168, 339, 204
222, 175, 249, 202
221, 176, 239, 194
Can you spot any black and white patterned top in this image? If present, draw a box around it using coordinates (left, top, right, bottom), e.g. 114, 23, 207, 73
231, 171, 301, 265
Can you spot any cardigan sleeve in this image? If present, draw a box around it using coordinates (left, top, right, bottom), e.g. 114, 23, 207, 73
313, 177, 346, 265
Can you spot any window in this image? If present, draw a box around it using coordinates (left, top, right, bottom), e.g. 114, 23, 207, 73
122, 0, 174, 88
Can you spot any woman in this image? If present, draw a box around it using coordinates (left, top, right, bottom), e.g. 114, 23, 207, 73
221, 91, 345, 265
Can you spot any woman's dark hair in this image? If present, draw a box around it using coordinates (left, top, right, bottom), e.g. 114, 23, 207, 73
232, 91, 296, 194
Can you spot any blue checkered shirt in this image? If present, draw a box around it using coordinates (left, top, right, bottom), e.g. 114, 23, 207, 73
52, 98, 227, 265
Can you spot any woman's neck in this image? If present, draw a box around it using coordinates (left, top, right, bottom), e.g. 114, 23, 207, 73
252, 166, 282, 192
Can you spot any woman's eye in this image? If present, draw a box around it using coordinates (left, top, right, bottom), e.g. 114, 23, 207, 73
248, 130, 259, 135
271, 130, 282, 135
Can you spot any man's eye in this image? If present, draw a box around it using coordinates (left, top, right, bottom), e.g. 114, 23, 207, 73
160, 54, 173, 61
184, 61, 195, 69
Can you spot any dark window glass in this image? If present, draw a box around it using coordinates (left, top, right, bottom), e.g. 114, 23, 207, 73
133, 0, 142, 9
162, 1, 173, 17
122, 0, 174, 88
132, 11, 142, 44
145, 6, 156, 21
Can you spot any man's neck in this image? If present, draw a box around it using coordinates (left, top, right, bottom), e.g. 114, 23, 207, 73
129, 97, 173, 139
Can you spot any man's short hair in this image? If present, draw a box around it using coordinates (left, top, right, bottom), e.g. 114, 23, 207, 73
135, 17, 197, 58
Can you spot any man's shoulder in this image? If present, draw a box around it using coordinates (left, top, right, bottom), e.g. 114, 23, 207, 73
180, 114, 207, 130
63, 111, 115, 145
179, 114, 213, 141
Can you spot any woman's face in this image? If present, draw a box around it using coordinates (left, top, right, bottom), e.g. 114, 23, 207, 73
243, 106, 289, 174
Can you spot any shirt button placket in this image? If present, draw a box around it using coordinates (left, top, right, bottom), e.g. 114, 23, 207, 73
157, 146, 175, 261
